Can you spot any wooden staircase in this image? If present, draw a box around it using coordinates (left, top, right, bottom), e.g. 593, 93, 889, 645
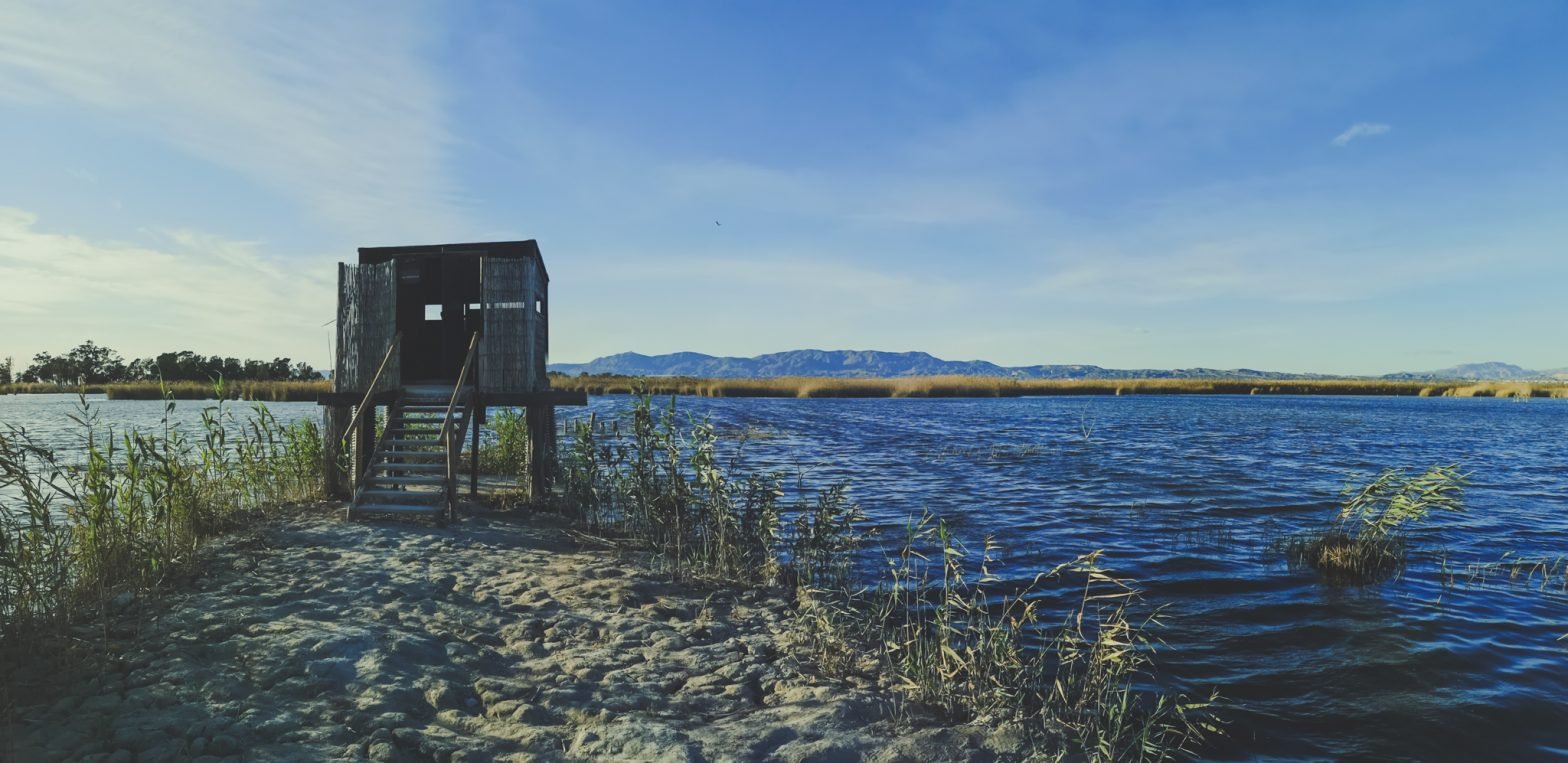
348, 384, 473, 524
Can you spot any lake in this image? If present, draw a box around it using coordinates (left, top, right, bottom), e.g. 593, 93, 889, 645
4, 392, 1565, 760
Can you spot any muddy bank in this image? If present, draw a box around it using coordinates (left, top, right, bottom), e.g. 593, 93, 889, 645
5, 504, 1016, 762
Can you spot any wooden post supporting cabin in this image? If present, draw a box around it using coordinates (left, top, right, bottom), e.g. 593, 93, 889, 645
470, 404, 482, 496
322, 405, 351, 499
354, 404, 376, 494
525, 404, 557, 500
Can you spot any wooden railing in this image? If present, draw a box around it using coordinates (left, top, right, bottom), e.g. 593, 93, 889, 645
440, 333, 481, 522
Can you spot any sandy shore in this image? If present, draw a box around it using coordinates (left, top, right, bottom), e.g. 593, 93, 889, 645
6, 503, 1016, 762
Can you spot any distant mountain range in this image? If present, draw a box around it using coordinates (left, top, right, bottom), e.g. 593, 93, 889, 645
548, 350, 1567, 381
1380, 362, 1568, 381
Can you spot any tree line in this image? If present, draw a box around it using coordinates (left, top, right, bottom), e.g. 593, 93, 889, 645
4, 341, 321, 385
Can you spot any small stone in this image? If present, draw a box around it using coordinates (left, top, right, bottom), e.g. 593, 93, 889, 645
208, 734, 241, 756
367, 741, 403, 763
509, 703, 560, 726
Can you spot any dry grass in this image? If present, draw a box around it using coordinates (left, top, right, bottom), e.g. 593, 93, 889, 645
1, 380, 331, 401
553, 375, 1568, 399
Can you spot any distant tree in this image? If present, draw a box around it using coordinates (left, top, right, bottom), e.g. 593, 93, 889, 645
289, 361, 319, 380
67, 341, 128, 383
24, 352, 71, 383
0, 356, 11, 386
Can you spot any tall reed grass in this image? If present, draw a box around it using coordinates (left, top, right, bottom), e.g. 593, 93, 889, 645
553, 375, 1568, 399
0, 380, 331, 401
554, 393, 1217, 759
0, 388, 323, 715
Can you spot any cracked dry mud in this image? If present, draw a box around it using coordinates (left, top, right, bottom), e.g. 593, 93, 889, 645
6, 505, 1014, 762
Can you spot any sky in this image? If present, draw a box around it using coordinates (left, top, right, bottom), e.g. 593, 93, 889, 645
1, 1, 1565, 375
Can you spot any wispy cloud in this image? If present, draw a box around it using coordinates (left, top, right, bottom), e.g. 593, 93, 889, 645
0, 207, 335, 362
0, 2, 461, 240
1331, 122, 1392, 146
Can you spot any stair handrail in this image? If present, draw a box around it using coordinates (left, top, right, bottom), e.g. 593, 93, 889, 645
342, 332, 402, 447
441, 333, 481, 519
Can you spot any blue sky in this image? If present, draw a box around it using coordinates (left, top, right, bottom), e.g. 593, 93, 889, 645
1, 1, 1564, 375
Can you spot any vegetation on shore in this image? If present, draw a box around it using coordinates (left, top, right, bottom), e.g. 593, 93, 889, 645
0, 380, 332, 401
0, 389, 324, 716
1281, 465, 1469, 586
551, 374, 1568, 399
550, 392, 1219, 760
8, 340, 320, 385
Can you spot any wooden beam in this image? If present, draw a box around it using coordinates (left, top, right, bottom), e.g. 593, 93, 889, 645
316, 389, 402, 406
480, 390, 587, 407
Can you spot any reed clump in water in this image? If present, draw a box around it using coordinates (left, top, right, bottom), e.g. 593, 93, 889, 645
552, 374, 1568, 399
1283, 465, 1468, 586
554, 392, 1218, 760
0, 386, 324, 713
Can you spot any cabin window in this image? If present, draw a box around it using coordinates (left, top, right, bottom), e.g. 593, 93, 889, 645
535, 299, 543, 315
424, 304, 442, 320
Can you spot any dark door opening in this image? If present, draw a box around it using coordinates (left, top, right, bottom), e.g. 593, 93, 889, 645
397, 254, 482, 384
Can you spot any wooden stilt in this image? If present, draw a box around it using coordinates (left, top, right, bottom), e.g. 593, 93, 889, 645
323, 405, 351, 500
470, 404, 482, 496
354, 404, 375, 495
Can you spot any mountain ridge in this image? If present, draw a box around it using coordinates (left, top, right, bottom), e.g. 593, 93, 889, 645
548, 350, 1568, 381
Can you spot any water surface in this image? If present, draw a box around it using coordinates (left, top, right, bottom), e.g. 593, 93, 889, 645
564, 394, 1568, 761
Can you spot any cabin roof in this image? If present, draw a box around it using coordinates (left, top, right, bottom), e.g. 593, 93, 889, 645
357, 240, 547, 281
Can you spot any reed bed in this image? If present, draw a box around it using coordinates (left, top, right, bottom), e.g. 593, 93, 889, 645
0, 380, 332, 401
0, 391, 324, 715
102, 380, 331, 401
553, 375, 1568, 399
553, 393, 1217, 760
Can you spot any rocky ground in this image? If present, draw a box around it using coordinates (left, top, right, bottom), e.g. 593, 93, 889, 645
4, 503, 1019, 762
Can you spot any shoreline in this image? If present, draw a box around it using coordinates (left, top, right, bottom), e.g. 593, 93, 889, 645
551, 374, 1568, 399
4, 502, 1012, 763
6, 376, 1565, 401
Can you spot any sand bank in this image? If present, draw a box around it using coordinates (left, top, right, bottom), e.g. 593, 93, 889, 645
6, 504, 1016, 762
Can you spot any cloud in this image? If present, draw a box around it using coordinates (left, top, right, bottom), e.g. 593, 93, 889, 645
0, 208, 336, 362
0, 2, 461, 240
1331, 122, 1392, 146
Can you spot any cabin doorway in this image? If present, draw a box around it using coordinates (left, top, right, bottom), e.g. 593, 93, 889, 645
396, 254, 483, 384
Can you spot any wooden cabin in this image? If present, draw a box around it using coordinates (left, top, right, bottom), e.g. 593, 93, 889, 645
319, 240, 585, 521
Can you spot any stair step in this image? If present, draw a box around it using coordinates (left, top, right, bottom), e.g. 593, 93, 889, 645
368, 475, 446, 486
359, 489, 443, 504
378, 451, 444, 460
373, 462, 446, 472
354, 503, 443, 515
403, 405, 452, 413
382, 438, 444, 447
